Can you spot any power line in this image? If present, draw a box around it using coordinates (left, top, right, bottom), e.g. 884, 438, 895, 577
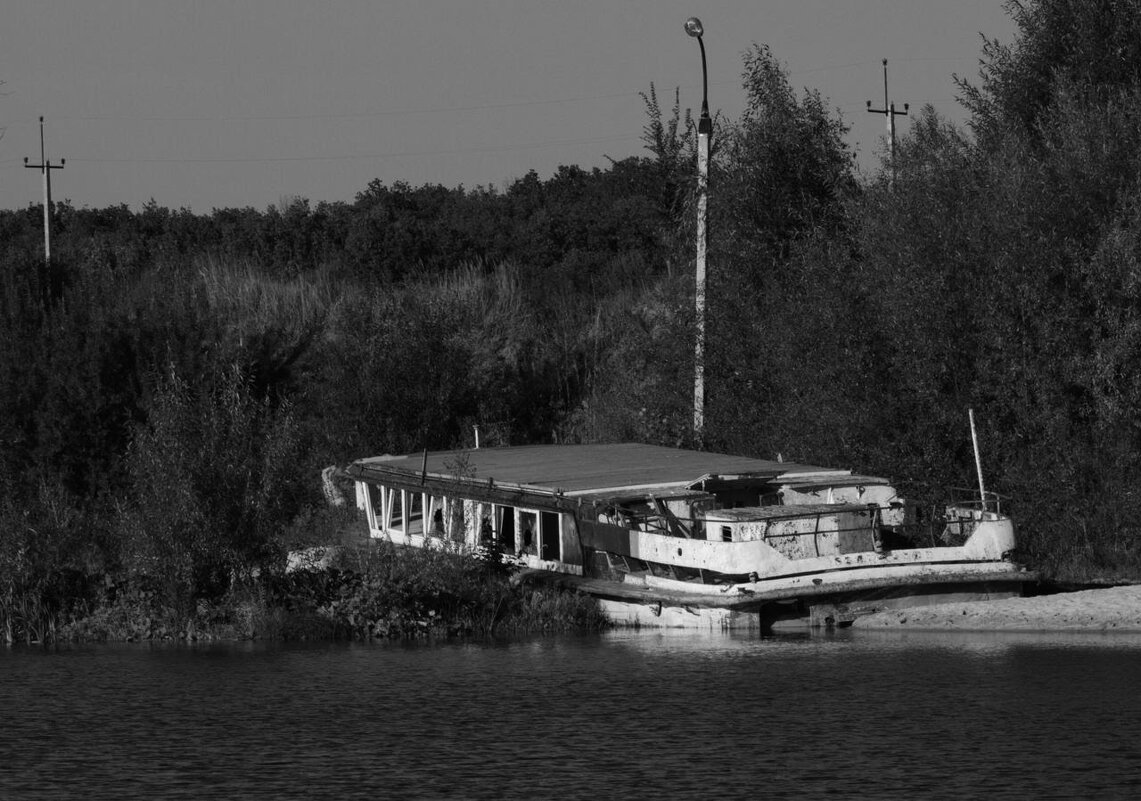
0, 53, 987, 128
24, 91, 645, 125
52, 133, 643, 167
0, 54, 989, 179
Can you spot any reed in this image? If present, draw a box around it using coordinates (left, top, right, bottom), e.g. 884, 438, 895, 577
193, 255, 338, 334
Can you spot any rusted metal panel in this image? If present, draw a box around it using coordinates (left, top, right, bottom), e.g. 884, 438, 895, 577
837, 510, 876, 554
560, 512, 583, 565
578, 520, 634, 554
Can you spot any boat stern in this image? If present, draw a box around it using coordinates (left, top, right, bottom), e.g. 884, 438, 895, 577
948, 506, 1017, 560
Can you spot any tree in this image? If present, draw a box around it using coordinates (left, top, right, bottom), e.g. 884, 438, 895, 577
959, 0, 1141, 148
826, 0, 1141, 573
713, 44, 856, 269
700, 44, 858, 454
119, 365, 307, 616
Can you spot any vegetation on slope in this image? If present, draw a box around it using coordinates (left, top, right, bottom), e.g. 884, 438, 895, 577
4, 0, 1141, 642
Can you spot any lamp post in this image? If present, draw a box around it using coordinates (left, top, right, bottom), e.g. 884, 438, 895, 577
685, 17, 712, 442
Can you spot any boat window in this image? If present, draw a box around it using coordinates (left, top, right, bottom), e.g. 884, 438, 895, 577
407, 492, 424, 535
447, 498, 466, 542
388, 490, 404, 532
366, 484, 383, 530
721, 525, 733, 543
519, 512, 538, 556
690, 498, 715, 539
478, 511, 494, 545
616, 505, 641, 531
540, 511, 560, 561
496, 506, 517, 552
427, 497, 446, 538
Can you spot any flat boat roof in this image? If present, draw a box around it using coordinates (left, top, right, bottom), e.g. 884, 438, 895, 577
351, 443, 858, 496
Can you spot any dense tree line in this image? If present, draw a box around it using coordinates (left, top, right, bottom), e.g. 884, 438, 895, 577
4, 0, 1141, 641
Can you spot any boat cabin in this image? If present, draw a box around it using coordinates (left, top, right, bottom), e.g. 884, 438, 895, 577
345, 443, 905, 576
343, 443, 1025, 628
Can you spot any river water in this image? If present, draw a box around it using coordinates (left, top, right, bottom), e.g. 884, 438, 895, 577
2, 630, 1140, 799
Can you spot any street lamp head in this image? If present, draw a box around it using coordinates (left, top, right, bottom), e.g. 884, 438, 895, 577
685, 16, 711, 129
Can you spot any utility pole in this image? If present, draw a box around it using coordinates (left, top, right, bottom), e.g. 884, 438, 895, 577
685, 16, 712, 443
23, 116, 65, 264
866, 59, 908, 187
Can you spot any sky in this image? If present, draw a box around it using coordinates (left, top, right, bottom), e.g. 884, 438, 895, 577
0, 1, 1015, 213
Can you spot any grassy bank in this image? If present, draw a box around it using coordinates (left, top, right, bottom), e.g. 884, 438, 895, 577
4, 541, 607, 645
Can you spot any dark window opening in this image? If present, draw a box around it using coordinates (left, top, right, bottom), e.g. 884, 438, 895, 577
497, 506, 516, 551
540, 511, 560, 561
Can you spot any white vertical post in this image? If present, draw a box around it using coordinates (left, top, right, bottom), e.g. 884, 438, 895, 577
400, 489, 409, 536
694, 128, 708, 437
969, 408, 988, 511
685, 17, 712, 443
24, 117, 65, 265
42, 165, 51, 263
382, 486, 392, 534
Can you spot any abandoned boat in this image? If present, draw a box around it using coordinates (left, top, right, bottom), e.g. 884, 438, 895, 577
343, 443, 1033, 629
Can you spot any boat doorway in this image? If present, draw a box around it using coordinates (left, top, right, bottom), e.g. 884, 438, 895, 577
540, 511, 560, 561
496, 506, 516, 552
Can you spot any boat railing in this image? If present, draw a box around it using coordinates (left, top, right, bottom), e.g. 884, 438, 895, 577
946, 487, 1009, 516
620, 500, 1003, 551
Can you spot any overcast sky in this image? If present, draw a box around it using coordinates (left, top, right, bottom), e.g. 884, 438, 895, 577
0, 1, 1014, 212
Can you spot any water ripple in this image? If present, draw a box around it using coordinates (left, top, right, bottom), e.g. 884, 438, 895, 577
2, 632, 1141, 799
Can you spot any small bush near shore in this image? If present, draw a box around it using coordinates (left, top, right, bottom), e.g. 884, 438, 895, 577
38, 542, 606, 644
270, 541, 608, 640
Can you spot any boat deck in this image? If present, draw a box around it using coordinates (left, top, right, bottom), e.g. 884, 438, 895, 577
354, 443, 850, 495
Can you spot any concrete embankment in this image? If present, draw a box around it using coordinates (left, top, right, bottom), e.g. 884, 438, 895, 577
851, 585, 1141, 631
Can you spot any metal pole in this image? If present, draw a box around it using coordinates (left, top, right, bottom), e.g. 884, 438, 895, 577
882, 59, 893, 182
969, 408, 988, 511
42, 162, 51, 263
866, 60, 908, 189
888, 103, 897, 185
686, 18, 712, 441
694, 123, 709, 437
23, 116, 65, 265
40, 120, 50, 262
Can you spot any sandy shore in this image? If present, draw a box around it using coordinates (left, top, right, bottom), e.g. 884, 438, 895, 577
851, 585, 1141, 631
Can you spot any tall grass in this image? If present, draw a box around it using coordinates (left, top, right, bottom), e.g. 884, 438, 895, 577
194, 255, 338, 335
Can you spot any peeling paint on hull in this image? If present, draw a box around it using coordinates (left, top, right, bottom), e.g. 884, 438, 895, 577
519, 565, 1034, 629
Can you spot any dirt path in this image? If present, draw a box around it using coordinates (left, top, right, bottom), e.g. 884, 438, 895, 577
851, 585, 1141, 631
